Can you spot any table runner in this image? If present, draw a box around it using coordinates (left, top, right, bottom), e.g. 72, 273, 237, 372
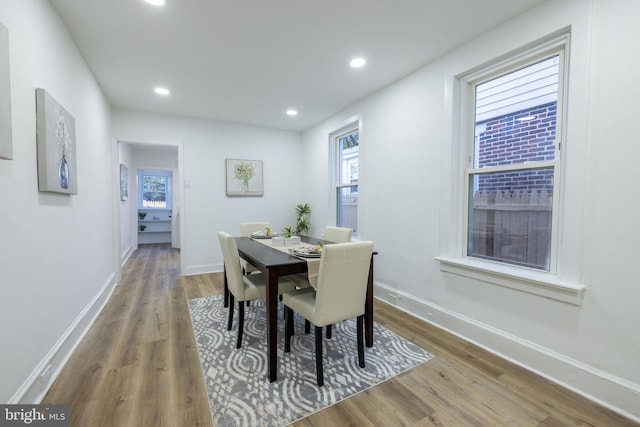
251, 237, 320, 287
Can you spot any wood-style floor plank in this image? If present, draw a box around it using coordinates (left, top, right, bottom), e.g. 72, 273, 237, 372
43, 244, 638, 427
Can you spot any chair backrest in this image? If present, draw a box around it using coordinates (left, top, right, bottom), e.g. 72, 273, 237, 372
240, 222, 270, 237
314, 241, 374, 326
218, 231, 245, 300
323, 226, 353, 243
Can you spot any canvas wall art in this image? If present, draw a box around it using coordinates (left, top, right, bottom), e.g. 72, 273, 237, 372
36, 88, 77, 194
0, 22, 12, 160
120, 163, 129, 201
226, 159, 263, 196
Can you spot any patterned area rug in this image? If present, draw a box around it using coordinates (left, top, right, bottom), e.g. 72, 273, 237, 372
188, 294, 434, 427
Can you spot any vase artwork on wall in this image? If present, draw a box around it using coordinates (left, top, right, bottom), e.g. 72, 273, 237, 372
35, 88, 78, 194
0, 22, 12, 160
225, 158, 263, 196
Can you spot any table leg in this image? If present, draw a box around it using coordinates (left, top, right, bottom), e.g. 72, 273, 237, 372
223, 265, 229, 308
266, 268, 279, 382
365, 255, 374, 347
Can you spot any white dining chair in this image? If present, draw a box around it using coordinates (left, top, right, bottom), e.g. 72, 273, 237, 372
218, 231, 295, 348
322, 226, 353, 243
283, 241, 374, 386
239, 222, 270, 275
288, 225, 354, 312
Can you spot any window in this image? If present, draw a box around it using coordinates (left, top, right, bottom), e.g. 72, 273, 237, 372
137, 170, 172, 209
331, 126, 359, 236
464, 40, 566, 272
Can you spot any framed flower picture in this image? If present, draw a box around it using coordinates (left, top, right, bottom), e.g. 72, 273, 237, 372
226, 159, 263, 197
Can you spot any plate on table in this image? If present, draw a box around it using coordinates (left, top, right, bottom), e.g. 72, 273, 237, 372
292, 248, 322, 258
251, 231, 276, 239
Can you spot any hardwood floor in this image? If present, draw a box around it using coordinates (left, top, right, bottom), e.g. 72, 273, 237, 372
43, 244, 638, 426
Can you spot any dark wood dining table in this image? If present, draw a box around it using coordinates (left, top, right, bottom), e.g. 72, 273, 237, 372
223, 235, 376, 382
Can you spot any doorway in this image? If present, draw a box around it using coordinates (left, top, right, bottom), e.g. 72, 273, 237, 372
117, 141, 181, 266
137, 169, 173, 244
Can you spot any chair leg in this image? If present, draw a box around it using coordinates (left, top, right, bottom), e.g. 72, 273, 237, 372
315, 326, 324, 387
326, 324, 332, 339
227, 294, 235, 331
236, 300, 245, 349
357, 315, 365, 368
304, 319, 310, 334
285, 306, 294, 353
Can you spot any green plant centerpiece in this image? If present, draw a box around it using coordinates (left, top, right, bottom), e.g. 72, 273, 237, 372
282, 226, 294, 238
294, 203, 311, 235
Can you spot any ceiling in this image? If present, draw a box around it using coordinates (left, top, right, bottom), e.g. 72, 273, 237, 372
50, 0, 544, 132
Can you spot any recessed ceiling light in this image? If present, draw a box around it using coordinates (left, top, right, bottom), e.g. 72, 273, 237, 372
350, 58, 366, 68
144, 0, 166, 6
286, 109, 298, 116
154, 87, 170, 96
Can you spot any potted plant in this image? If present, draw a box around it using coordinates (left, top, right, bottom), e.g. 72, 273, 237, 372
294, 203, 311, 235
139, 224, 147, 231
138, 212, 147, 220
282, 226, 294, 238
278, 226, 300, 245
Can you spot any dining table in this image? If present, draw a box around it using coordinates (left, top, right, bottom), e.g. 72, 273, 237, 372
223, 235, 376, 383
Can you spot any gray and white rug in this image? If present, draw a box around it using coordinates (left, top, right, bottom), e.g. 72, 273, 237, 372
188, 294, 434, 427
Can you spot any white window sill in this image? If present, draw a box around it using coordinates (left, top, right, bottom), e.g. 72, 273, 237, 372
435, 256, 586, 305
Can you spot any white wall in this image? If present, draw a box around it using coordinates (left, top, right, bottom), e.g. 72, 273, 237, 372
112, 109, 305, 275
302, 0, 640, 420
118, 143, 133, 262
0, 0, 115, 403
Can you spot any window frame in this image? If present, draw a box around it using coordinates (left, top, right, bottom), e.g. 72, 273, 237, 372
436, 32, 586, 305
463, 39, 567, 273
137, 169, 172, 210
329, 121, 360, 237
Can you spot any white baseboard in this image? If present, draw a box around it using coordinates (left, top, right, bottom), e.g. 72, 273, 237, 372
183, 262, 223, 276
9, 272, 119, 404
374, 281, 640, 424
121, 245, 133, 267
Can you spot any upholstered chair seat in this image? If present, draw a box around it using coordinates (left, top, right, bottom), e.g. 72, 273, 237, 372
218, 231, 295, 348
283, 241, 374, 386
322, 226, 353, 243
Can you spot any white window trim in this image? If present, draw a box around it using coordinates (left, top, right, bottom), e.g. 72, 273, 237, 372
435, 256, 585, 305
437, 31, 586, 305
328, 119, 361, 235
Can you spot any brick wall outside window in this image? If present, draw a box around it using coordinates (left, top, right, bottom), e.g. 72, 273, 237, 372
477, 101, 557, 193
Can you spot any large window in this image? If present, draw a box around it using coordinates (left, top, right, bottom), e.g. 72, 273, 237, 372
332, 126, 359, 236
464, 42, 566, 271
137, 170, 172, 209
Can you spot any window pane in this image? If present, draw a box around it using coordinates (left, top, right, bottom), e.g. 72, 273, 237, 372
474, 56, 558, 168
337, 185, 358, 235
338, 131, 359, 185
467, 168, 553, 270
142, 174, 167, 208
